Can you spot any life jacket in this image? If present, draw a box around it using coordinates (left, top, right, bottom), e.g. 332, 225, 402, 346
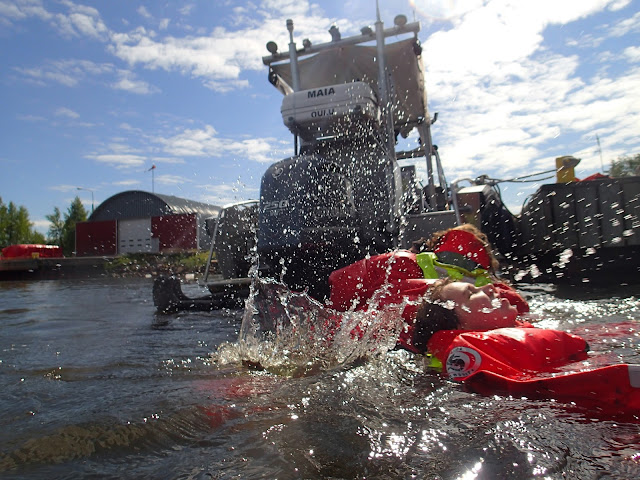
415, 251, 492, 286
425, 327, 640, 413
415, 251, 530, 315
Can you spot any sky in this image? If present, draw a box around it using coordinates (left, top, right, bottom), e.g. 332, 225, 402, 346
1, 0, 639, 236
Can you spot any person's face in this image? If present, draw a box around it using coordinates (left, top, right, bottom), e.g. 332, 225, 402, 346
439, 282, 518, 330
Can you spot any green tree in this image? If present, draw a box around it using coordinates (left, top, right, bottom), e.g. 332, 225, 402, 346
46, 207, 65, 246
609, 153, 640, 177
0, 197, 7, 247
61, 196, 88, 255
8, 203, 32, 245
0, 197, 46, 248
30, 231, 46, 244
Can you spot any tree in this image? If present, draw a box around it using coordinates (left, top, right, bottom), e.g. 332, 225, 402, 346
8, 203, 32, 245
61, 196, 88, 255
609, 153, 640, 177
30, 231, 46, 244
0, 198, 7, 247
46, 207, 65, 246
0, 197, 46, 248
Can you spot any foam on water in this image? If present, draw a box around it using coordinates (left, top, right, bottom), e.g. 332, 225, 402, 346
212, 277, 407, 377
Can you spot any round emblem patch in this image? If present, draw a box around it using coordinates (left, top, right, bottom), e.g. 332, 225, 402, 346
446, 347, 482, 379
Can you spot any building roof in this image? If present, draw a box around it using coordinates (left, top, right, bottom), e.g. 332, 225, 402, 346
89, 190, 221, 221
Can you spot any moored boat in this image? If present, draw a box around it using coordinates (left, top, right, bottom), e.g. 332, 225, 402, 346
154, 8, 640, 312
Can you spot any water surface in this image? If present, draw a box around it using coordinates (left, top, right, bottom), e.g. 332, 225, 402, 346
1, 277, 639, 479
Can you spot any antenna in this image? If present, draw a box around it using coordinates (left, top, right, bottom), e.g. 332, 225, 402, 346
596, 134, 604, 171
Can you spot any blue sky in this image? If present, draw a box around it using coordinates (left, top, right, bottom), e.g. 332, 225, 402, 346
1, 0, 639, 235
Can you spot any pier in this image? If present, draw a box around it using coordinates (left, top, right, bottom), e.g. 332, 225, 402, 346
0, 256, 115, 280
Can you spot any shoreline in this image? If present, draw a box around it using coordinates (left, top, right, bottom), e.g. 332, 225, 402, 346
0, 252, 215, 281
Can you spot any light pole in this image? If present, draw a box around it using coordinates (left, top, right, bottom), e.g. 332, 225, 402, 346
76, 187, 94, 214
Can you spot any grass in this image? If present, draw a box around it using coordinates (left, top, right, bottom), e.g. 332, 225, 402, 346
105, 251, 216, 277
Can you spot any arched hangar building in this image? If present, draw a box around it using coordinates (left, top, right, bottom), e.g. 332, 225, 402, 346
75, 191, 221, 256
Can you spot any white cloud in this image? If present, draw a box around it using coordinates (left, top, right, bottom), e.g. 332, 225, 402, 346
609, 9, 640, 36
55, 107, 79, 118
14, 59, 114, 87
159, 125, 220, 157
51, 1, 109, 40
156, 174, 192, 186
0, 0, 52, 23
32, 219, 51, 232
3, 0, 354, 93
623, 45, 640, 62
258, 0, 312, 18
105, 3, 347, 92
113, 179, 140, 186
157, 125, 280, 163
108, 29, 264, 80
608, 0, 632, 10
86, 153, 147, 169
112, 71, 159, 94
14, 59, 158, 95
66, 11, 107, 38
408, 0, 485, 23
203, 78, 250, 93
14, 64, 76, 87
420, 0, 640, 189
0, 1, 106, 43
178, 4, 195, 16
137, 6, 151, 19
50, 184, 84, 193
425, 0, 618, 80
199, 182, 260, 206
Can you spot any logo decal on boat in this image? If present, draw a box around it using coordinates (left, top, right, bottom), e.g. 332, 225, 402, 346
311, 108, 336, 117
446, 347, 482, 379
308, 87, 336, 98
272, 166, 284, 178
262, 199, 290, 217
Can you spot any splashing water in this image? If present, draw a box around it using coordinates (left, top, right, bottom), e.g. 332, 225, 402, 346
213, 278, 406, 377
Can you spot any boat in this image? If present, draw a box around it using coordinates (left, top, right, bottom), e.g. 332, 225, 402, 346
153, 8, 640, 312
510, 173, 640, 283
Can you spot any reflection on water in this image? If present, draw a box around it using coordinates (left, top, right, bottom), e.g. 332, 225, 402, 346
0, 277, 639, 479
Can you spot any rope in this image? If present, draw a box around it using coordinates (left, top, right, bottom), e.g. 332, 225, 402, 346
475, 168, 556, 186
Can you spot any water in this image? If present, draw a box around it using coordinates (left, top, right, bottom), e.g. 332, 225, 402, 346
1, 277, 640, 479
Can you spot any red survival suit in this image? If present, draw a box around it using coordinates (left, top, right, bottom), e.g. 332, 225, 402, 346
427, 326, 640, 413
328, 249, 529, 353
327, 244, 640, 413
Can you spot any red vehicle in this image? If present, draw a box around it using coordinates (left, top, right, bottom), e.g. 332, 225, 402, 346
1, 244, 63, 259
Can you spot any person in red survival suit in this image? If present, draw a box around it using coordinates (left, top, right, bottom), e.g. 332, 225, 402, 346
411, 278, 640, 413
327, 225, 529, 353
405, 278, 531, 353
410, 224, 528, 313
